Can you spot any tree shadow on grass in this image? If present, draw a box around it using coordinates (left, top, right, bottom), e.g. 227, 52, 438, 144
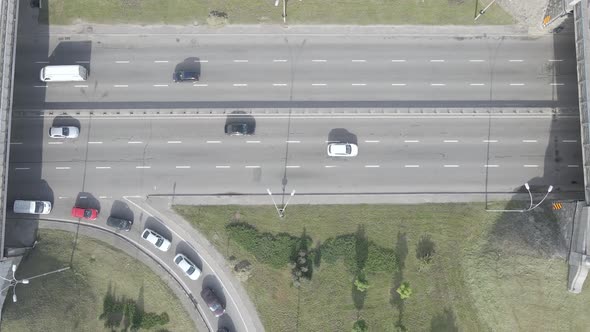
430, 307, 458, 332
391, 231, 408, 331
416, 235, 436, 263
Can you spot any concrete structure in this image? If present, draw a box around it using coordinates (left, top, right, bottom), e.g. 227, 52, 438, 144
0, 0, 19, 318
569, 0, 590, 293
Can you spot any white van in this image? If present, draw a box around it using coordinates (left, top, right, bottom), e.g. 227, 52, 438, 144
13, 200, 52, 215
39, 65, 88, 82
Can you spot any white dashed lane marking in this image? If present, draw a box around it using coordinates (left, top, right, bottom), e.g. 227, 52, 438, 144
324, 165, 338, 168
444, 165, 460, 168
216, 165, 231, 169
563, 140, 578, 143
96, 166, 111, 169
364, 140, 380, 143
522, 140, 537, 143
568, 165, 580, 168
483, 140, 498, 143
391, 59, 406, 62
404, 140, 420, 143
365, 165, 380, 168
312, 83, 327, 86
10, 142, 22, 145
206, 140, 221, 144
312, 59, 327, 62
549, 59, 563, 62
176, 166, 191, 169
48, 142, 63, 145
404, 165, 420, 168
233, 83, 248, 87
245, 165, 261, 168
153, 84, 169, 87
56, 167, 71, 170
430, 59, 445, 62
509, 59, 524, 62
510, 83, 525, 86
443, 140, 459, 143
74, 85, 88, 88
286, 140, 300, 143
469, 59, 485, 62
167, 141, 182, 144
352, 60, 366, 62
114, 85, 128, 88
136, 166, 151, 169
195, 59, 208, 63
523, 165, 539, 168
550, 83, 564, 86
233, 60, 249, 63
88, 141, 103, 144
470, 83, 485, 86
391, 83, 407, 86
484, 165, 499, 168
128, 141, 143, 144
34, 61, 49, 64
246, 141, 260, 144
273, 83, 288, 86
286, 165, 301, 169
352, 83, 367, 86
194, 84, 208, 87
115, 60, 130, 63
154, 60, 169, 63
431, 83, 446, 86
15, 167, 30, 170
273, 59, 288, 62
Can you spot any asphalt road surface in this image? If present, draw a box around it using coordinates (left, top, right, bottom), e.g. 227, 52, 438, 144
12, 32, 578, 108
7, 113, 582, 200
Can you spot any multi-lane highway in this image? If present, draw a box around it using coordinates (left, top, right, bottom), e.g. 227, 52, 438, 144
12, 33, 577, 108
7, 112, 583, 199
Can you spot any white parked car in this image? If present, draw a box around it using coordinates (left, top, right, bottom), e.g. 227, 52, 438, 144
173, 253, 201, 280
141, 228, 171, 252
327, 142, 358, 157
49, 126, 79, 138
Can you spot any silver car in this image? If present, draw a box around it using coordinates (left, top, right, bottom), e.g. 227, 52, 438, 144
173, 253, 201, 280
49, 126, 79, 138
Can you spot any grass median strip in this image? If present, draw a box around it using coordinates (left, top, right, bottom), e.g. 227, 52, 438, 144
46, 0, 513, 25
175, 202, 590, 331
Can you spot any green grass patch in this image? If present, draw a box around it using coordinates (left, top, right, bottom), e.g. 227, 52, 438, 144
1, 229, 195, 332
175, 203, 590, 332
46, 0, 513, 25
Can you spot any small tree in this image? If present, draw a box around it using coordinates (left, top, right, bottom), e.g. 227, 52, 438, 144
396, 282, 412, 300
354, 273, 370, 292
352, 319, 368, 332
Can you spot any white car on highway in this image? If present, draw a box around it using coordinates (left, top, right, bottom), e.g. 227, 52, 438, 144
173, 253, 201, 280
49, 126, 79, 138
327, 142, 358, 157
141, 228, 171, 252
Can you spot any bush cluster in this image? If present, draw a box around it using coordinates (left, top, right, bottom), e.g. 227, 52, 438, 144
321, 235, 397, 273
226, 223, 299, 268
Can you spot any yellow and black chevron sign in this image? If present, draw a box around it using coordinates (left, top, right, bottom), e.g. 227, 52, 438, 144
552, 202, 563, 210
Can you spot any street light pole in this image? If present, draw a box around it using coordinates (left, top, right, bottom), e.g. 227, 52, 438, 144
267, 188, 284, 218
486, 183, 553, 213
0, 264, 70, 303
474, 0, 498, 21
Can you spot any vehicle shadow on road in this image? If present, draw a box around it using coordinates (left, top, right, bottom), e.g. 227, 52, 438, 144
328, 128, 357, 144
144, 216, 173, 241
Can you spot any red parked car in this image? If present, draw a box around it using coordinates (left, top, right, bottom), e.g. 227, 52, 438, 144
71, 207, 98, 220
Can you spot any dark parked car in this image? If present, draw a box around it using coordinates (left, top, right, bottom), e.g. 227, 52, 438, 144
200, 288, 225, 317
106, 216, 133, 231
225, 123, 252, 136
173, 70, 198, 82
